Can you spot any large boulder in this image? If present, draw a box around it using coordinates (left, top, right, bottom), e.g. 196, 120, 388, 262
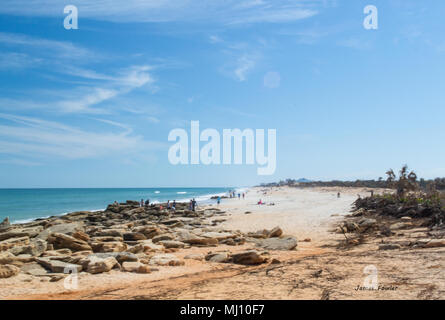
83, 256, 118, 274
231, 250, 266, 265
255, 236, 298, 251
47, 233, 92, 252
205, 252, 231, 263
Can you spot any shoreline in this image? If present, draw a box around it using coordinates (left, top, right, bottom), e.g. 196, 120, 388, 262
1, 186, 443, 300
6, 188, 247, 225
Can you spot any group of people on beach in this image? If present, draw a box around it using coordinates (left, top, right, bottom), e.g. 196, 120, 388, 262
228, 191, 245, 200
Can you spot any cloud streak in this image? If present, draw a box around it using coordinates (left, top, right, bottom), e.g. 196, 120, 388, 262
0, 0, 324, 25
0, 113, 163, 160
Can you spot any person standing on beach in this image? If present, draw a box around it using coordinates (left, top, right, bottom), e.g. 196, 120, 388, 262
172, 200, 176, 211
337, 192, 340, 199
192, 198, 196, 211
217, 196, 221, 206
140, 199, 144, 207
167, 200, 171, 209
242, 193, 245, 199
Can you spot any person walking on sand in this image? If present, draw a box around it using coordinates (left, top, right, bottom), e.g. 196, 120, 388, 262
337, 192, 340, 199
242, 193, 245, 199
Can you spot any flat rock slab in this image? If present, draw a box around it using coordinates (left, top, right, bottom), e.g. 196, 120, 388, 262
21, 263, 49, 276
254, 236, 298, 251
149, 254, 184, 266
36, 257, 82, 273
37, 222, 84, 240
201, 232, 236, 240
90, 252, 138, 264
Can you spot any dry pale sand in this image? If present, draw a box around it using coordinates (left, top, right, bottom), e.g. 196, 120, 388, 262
218, 186, 371, 245
1, 186, 443, 300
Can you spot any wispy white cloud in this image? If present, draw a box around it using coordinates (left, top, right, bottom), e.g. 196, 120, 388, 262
0, 113, 164, 160
0, 0, 324, 25
0, 64, 155, 114
0, 52, 43, 70
0, 32, 94, 60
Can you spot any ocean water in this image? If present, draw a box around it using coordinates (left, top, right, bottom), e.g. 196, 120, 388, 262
0, 187, 234, 224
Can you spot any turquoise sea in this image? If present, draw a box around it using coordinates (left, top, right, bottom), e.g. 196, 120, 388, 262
0, 187, 235, 224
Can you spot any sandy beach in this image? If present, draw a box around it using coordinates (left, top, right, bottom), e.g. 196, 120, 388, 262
1, 186, 444, 300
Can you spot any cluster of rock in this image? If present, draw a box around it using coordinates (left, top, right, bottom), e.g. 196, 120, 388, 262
337, 207, 445, 250
353, 195, 444, 227
0, 201, 297, 281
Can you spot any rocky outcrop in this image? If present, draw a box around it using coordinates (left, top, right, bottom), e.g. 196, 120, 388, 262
1, 198, 296, 282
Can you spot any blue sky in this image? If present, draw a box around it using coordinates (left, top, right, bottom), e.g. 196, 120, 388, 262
0, 0, 445, 188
